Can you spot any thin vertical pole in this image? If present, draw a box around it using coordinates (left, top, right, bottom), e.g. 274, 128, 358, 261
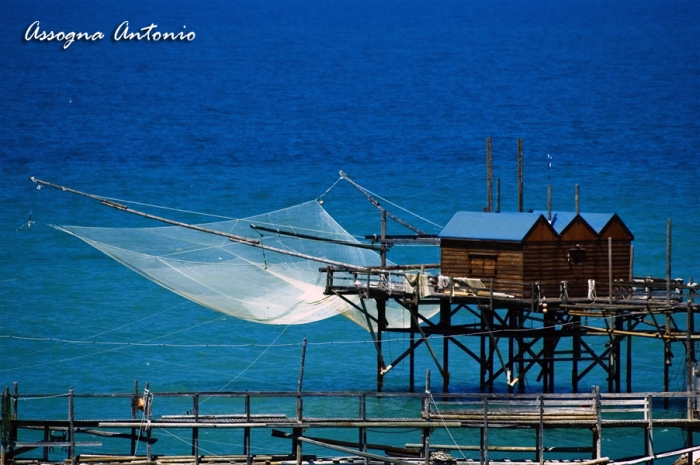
68, 387, 75, 465
480, 312, 486, 391
42, 426, 49, 462
130, 380, 138, 456
594, 386, 602, 459
496, 178, 500, 213
508, 308, 515, 394
572, 315, 581, 393
664, 320, 671, 409
518, 138, 523, 213
575, 184, 580, 215
145, 382, 152, 462
441, 300, 451, 393
423, 371, 431, 465
614, 316, 623, 393
1, 387, 9, 465
537, 395, 544, 465
688, 278, 696, 419
377, 300, 385, 392
410, 330, 415, 393
645, 395, 654, 463
518, 310, 525, 393
296, 339, 307, 465
666, 219, 672, 305
359, 394, 367, 465
297, 339, 307, 394
547, 185, 552, 221
380, 210, 387, 269
627, 316, 633, 393
481, 395, 489, 465
608, 237, 613, 304
11, 383, 17, 459
486, 138, 493, 212
244, 395, 251, 465
192, 394, 199, 465
378, 208, 387, 390
630, 245, 635, 282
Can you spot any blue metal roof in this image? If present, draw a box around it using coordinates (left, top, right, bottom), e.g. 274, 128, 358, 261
532, 211, 615, 234
438, 212, 546, 241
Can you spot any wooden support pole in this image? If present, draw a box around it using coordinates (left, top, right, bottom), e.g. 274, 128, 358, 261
296, 339, 307, 465
440, 300, 451, 393
518, 308, 525, 393
667, 219, 672, 305
380, 210, 387, 269
486, 137, 493, 212
423, 371, 431, 465
480, 308, 487, 391
608, 237, 613, 304
664, 320, 671, 409
489, 279, 495, 394
42, 426, 49, 462
297, 339, 307, 400
359, 393, 367, 465
645, 395, 654, 464
594, 386, 602, 459
68, 387, 75, 465
496, 178, 500, 213
607, 317, 615, 394
543, 310, 555, 393
377, 299, 386, 392
292, 427, 302, 465
518, 138, 524, 213
192, 394, 199, 465
508, 308, 515, 394
130, 380, 138, 456
11, 383, 17, 458
145, 382, 152, 462
614, 316, 624, 393
627, 316, 633, 393
688, 278, 696, 420
537, 395, 544, 465
573, 315, 581, 393
410, 330, 415, 393
481, 395, 489, 465
630, 245, 635, 282
244, 394, 251, 465
1, 386, 9, 465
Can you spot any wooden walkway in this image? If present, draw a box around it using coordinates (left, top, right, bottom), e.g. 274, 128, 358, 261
3, 384, 700, 465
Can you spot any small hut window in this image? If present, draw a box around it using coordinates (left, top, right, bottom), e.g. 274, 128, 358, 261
469, 253, 497, 277
568, 247, 588, 265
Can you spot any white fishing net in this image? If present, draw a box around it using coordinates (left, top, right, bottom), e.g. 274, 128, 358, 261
52, 200, 438, 330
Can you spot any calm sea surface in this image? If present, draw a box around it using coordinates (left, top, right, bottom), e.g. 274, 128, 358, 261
1, 0, 699, 459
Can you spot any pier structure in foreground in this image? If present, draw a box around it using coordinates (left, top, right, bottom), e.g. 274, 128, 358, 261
3, 381, 700, 465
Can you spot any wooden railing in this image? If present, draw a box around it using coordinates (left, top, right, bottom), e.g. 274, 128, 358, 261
3, 383, 700, 465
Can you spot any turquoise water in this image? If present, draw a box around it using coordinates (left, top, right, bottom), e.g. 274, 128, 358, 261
1, 0, 699, 460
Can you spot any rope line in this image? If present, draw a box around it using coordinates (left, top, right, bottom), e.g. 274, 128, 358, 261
1, 307, 654, 354
339, 178, 443, 229
428, 393, 466, 459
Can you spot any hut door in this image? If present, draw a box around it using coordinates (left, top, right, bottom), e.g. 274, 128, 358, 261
469, 253, 497, 277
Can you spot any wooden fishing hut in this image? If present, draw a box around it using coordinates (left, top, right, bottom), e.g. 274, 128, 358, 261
324, 163, 696, 399
438, 210, 634, 300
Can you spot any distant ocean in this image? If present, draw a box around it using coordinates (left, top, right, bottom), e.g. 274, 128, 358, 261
1, 0, 699, 460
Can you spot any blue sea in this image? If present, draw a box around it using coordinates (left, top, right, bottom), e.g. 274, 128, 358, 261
1, 0, 699, 460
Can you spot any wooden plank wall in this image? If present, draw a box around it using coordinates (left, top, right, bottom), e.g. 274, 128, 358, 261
440, 240, 523, 278
440, 239, 631, 300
